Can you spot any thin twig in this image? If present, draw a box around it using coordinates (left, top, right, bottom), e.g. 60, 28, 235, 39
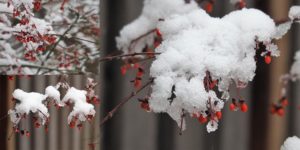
100, 78, 154, 127
98, 52, 161, 62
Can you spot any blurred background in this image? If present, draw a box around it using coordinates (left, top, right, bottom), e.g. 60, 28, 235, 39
100, 0, 300, 150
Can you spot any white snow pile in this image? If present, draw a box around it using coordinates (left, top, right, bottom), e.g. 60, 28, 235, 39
281, 136, 300, 150
274, 5, 300, 39
116, 0, 199, 54
290, 51, 300, 81
149, 8, 280, 132
8, 84, 95, 126
117, 0, 292, 133
9, 89, 50, 125
61, 87, 96, 124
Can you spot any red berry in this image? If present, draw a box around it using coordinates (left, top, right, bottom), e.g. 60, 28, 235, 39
264, 55, 272, 64
229, 103, 236, 111
205, 2, 213, 13
155, 28, 162, 37
69, 120, 76, 128
140, 102, 150, 112
198, 115, 207, 124
215, 111, 222, 120
270, 106, 276, 114
120, 66, 127, 75
134, 79, 142, 88
25, 131, 30, 137
281, 98, 288, 107
35, 122, 41, 128
240, 103, 248, 112
277, 108, 285, 116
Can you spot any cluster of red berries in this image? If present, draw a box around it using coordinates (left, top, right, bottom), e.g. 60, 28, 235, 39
69, 114, 94, 130
193, 110, 222, 124
86, 96, 100, 105
57, 53, 80, 69
120, 63, 144, 88
229, 98, 248, 112
204, 1, 214, 13
13, 127, 30, 137
271, 97, 288, 116
194, 99, 223, 124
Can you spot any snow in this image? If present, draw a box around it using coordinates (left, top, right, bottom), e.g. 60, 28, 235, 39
116, 0, 199, 54
117, 0, 287, 132
45, 86, 61, 104
9, 89, 49, 125
289, 6, 300, 20
290, 51, 300, 81
8, 81, 97, 126
62, 87, 96, 124
281, 136, 300, 150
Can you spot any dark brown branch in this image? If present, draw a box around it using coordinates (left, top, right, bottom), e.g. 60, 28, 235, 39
100, 78, 154, 127
98, 52, 161, 62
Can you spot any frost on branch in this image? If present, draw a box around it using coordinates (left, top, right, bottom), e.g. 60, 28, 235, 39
281, 136, 300, 150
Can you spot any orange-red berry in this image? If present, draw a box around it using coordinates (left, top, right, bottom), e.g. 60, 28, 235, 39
229, 103, 236, 111
198, 115, 207, 124
264, 55, 272, 64
240, 103, 248, 112
215, 111, 222, 120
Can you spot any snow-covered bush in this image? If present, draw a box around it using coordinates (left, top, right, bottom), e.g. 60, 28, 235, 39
8, 77, 99, 135
116, 0, 300, 132
0, 0, 100, 74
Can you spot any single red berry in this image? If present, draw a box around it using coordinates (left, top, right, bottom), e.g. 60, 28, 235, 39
277, 108, 285, 116
77, 124, 83, 130
69, 120, 76, 128
140, 102, 150, 112
240, 103, 248, 112
270, 106, 277, 114
205, 2, 213, 13
25, 131, 30, 137
264, 55, 272, 64
215, 111, 222, 120
198, 115, 207, 124
229, 103, 236, 111
120, 66, 127, 75
34, 122, 41, 128
155, 28, 162, 37
134, 79, 142, 88
154, 41, 161, 48
281, 98, 288, 107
